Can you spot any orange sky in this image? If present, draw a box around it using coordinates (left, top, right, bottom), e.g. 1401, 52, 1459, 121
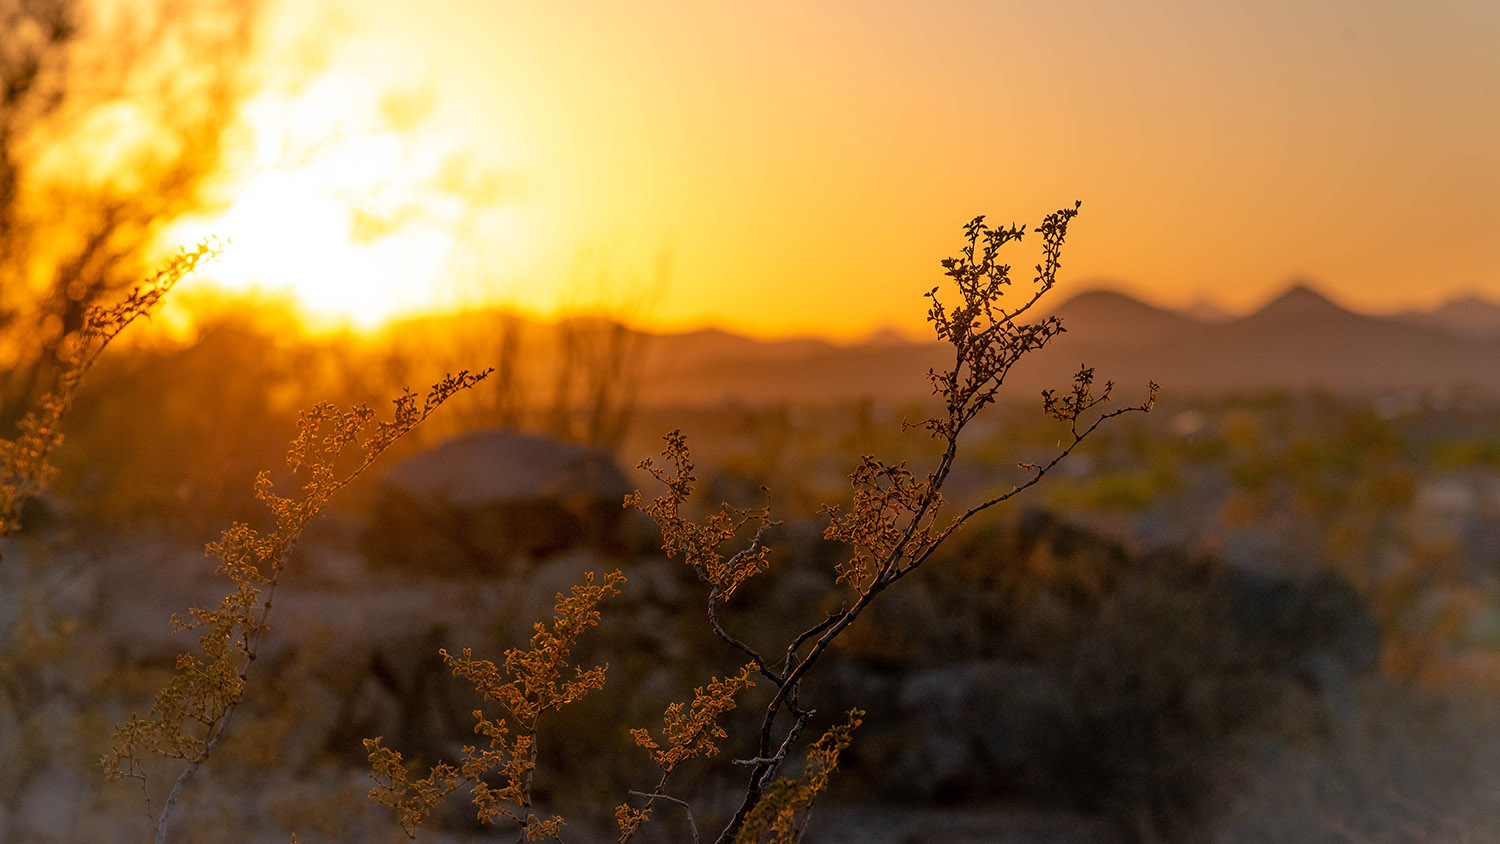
164, 0, 1500, 339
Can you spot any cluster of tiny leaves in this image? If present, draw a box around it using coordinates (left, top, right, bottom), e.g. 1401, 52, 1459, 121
617, 664, 757, 839
1041, 364, 1157, 436
102, 369, 491, 841
632, 663, 756, 772
820, 457, 941, 591
815, 208, 1092, 598
614, 803, 651, 841
0, 242, 217, 543
924, 205, 1078, 438
732, 710, 863, 844
628, 429, 774, 599
365, 569, 625, 841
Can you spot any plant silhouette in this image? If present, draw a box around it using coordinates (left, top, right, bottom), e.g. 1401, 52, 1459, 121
363, 203, 1156, 843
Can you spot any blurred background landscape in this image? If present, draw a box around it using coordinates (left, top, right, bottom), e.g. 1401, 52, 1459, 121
1, 0, 1499, 842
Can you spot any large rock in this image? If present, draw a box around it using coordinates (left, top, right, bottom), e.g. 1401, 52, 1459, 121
818, 511, 1384, 838
361, 430, 632, 575
892, 660, 1073, 801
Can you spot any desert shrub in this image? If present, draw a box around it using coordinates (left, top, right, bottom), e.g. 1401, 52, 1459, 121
55, 311, 322, 532
360, 204, 1157, 844
0, 0, 256, 425
0, 244, 217, 542
47, 301, 664, 537
4, 205, 1157, 843
100, 368, 490, 844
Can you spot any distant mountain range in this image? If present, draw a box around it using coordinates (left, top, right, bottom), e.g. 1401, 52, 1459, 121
1395, 295, 1500, 339
632, 285, 1500, 405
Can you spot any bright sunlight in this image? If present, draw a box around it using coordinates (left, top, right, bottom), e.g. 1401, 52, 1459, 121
162, 67, 527, 331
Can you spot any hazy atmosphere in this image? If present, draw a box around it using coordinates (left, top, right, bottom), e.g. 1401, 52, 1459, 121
159, 0, 1500, 337
2, 1, 1499, 843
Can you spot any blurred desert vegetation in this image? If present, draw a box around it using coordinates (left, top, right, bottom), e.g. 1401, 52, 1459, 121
0, 0, 253, 425
3, 1, 1500, 842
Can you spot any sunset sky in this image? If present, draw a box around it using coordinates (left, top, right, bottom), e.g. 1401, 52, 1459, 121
164, 0, 1500, 339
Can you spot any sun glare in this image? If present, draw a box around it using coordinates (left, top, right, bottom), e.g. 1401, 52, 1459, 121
162, 67, 517, 332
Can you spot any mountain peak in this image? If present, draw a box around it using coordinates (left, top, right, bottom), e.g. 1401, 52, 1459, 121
1049, 287, 1195, 345
1250, 282, 1350, 321
1180, 298, 1235, 323
1431, 292, 1500, 315
1404, 293, 1500, 338
1055, 288, 1183, 321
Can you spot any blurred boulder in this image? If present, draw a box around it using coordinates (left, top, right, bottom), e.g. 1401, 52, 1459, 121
1219, 564, 1381, 676
892, 660, 1071, 801
320, 622, 472, 768
362, 430, 632, 575
13, 764, 89, 843
16, 492, 73, 537
825, 511, 1383, 839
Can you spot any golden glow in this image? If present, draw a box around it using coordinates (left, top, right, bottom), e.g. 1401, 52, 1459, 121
163, 69, 518, 330
160, 0, 1500, 338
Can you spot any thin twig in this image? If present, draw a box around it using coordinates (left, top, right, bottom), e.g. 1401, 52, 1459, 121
782, 610, 843, 677
705, 518, 785, 685
627, 790, 701, 844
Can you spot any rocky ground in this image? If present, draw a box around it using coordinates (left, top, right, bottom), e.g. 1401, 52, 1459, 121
2, 429, 1498, 843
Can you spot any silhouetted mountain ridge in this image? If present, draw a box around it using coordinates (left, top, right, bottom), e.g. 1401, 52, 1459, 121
1241, 283, 1358, 325
1396, 294, 1500, 339
630, 283, 1500, 405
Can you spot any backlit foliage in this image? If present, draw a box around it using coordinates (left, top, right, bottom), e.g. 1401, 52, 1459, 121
732, 710, 863, 844
382, 205, 1154, 843
617, 664, 757, 840
822, 457, 939, 590
629, 428, 776, 599
0, 0, 255, 426
621, 205, 1153, 843
102, 368, 490, 844
633, 664, 756, 773
365, 570, 624, 841
0, 242, 216, 542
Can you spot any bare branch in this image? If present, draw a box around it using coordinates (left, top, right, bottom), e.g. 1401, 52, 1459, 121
625, 791, 701, 844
